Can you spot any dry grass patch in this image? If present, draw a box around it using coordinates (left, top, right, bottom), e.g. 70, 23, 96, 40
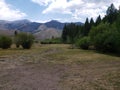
0, 44, 120, 90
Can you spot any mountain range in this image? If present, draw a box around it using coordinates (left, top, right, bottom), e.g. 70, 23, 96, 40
0, 19, 83, 40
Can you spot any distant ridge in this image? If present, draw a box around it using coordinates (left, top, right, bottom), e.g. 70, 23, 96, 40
0, 19, 83, 40
0, 19, 83, 33
0, 19, 41, 32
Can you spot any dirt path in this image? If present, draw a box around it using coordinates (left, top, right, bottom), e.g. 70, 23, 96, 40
0, 64, 66, 90
0, 47, 65, 90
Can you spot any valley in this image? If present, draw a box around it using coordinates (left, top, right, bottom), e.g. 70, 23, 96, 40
0, 1, 120, 90
0, 44, 119, 90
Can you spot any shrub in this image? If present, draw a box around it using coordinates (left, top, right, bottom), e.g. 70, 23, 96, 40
15, 33, 34, 49
76, 37, 90, 50
41, 38, 62, 44
14, 36, 20, 48
0, 35, 12, 49
89, 23, 120, 53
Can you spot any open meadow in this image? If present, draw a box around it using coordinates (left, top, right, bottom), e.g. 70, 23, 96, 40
0, 44, 120, 90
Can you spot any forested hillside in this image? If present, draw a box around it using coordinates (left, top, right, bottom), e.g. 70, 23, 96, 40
62, 4, 120, 54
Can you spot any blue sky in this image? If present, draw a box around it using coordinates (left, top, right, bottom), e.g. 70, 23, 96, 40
0, 0, 120, 23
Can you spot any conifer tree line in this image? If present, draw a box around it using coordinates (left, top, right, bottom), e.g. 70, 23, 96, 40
62, 4, 120, 53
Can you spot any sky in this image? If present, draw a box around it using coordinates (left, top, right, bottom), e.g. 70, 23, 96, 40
0, 0, 120, 23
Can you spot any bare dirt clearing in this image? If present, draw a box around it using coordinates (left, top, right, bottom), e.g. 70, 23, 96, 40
0, 44, 120, 90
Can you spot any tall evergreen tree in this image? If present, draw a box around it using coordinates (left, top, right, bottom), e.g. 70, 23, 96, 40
90, 18, 94, 28
67, 23, 78, 44
115, 8, 120, 32
62, 23, 80, 46
95, 15, 101, 26
103, 3, 118, 24
107, 3, 117, 15
83, 18, 90, 36
62, 24, 67, 43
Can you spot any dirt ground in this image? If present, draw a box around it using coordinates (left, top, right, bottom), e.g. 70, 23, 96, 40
0, 44, 120, 90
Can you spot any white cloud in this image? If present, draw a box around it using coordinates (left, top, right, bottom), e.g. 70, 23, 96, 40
31, 0, 54, 6
0, 0, 26, 21
42, 0, 84, 14
31, 0, 120, 22
32, 18, 62, 23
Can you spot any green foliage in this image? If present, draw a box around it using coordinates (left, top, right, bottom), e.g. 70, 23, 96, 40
76, 37, 90, 50
15, 33, 34, 49
89, 23, 120, 53
81, 18, 94, 36
41, 38, 62, 44
103, 3, 118, 24
62, 24, 68, 43
95, 15, 101, 26
89, 18, 95, 32
61, 3, 120, 54
115, 11, 120, 32
0, 35, 12, 49
89, 23, 109, 43
83, 18, 90, 36
90, 18, 94, 26
106, 3, 117, 15
62, 23, 79, 44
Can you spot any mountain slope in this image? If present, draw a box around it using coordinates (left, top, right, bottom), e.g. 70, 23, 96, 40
0, 19, 83, 33
0, 19, 83, 40
0, 20, 41, 32
34, 25, 62, 40
45, 20, 65, 30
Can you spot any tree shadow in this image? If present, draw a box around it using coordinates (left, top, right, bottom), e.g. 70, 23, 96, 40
95, 50, 120, 57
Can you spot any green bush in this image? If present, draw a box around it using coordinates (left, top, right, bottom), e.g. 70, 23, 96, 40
15, 33, 34, 49
41, 38, 62, 44
0, 35, 12, 49
89, 23, 120, 53
76, 37, 90, 50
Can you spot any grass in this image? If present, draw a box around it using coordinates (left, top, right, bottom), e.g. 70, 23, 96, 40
0, 44, 120, 90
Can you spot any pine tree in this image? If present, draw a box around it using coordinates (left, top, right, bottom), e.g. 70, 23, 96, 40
83, 18, 90, 36
62, 23, 80, 47
90, 18, 94, 26
107, 3, 117, 15
104, 3, 118, 24
95, 15, 101, 26
89, 18, 94, 33
62, 24, 67, 43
